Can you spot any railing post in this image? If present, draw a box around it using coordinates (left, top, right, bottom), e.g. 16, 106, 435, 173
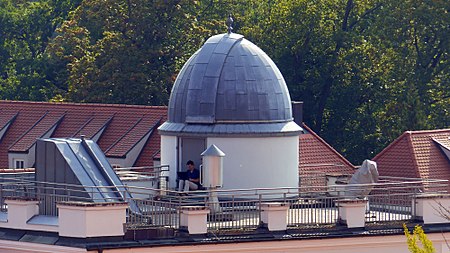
414, 194, 450, 224
258, 194, 262, 225
178, 206, 210, 235
259, 202, 289, 231
4, 197, 39, 229
58, 201, 128, 238
336, 199, 367, 228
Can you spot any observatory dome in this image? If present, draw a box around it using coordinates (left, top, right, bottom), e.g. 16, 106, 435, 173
159, 33, 301, 136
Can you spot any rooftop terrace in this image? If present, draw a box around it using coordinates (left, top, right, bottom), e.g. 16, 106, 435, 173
0, 167, 448, 252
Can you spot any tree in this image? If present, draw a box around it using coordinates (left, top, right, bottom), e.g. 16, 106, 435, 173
241, 0, 449, 164
0, 0, 82, 101
1, 0, 448, 164
47, 0, 205, 105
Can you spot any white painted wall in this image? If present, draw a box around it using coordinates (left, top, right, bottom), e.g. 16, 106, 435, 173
99, 233, 450, 253
58, 203, 127, 238
2, 231, 450, 253
108, 158, 126, 168
160, 135, 178, 189
0, 240, 86, 253
207, 136, 299, 190
8, 152, 31, 169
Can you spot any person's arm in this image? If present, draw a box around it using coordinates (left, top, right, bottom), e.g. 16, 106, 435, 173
189, 169, 200, 183
189, 177, 200, 183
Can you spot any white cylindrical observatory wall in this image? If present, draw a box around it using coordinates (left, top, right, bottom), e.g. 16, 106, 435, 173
207, 136, 299, 190
160, 135, 178, 188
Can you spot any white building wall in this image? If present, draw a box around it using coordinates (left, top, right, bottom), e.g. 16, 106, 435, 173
108, 158, 126, 168
98, 233, 450, 253
8, 153, 31, 169
207, 136, 299, 190
160, 135, 178, 189
1, 231, 450, 253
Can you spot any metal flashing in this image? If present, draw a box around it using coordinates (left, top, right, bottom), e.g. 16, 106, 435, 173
158, 121, 302, 137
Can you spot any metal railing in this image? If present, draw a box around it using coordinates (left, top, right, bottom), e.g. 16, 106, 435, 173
123, 177, 447, 233
0, 173, 447, 236
114, 165, 170, 191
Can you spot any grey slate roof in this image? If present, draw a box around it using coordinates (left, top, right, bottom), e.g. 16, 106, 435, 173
162, 33, 301, 136
168, 33, 293, 124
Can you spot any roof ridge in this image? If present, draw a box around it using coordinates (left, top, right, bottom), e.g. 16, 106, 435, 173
0, 112, 18, 143
44, 113, 66, 138
373, 131, 410, 160
0, 100, 168, 110
433, 138, 450, 151
301, 123, 355, 168
406, 132, 421, 179
406, 129, 450, 135
0, 112, 18, 134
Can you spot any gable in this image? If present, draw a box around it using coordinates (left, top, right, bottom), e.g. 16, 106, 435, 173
373, 129, 450, 192
411, 132, 450, 181
373, 132, 419, 178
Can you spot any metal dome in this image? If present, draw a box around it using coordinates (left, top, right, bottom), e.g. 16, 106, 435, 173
159, 33, 302, 136
169, 33, 293, 123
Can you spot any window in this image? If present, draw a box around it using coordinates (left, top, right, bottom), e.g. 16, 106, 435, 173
14, 159, 25, 169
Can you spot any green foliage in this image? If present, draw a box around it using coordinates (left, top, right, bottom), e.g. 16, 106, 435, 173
404, 224, 436, 253
0, 0, 82, 101
47, 0, 205, 105
0, 0, 449, 164
237, 0, 449, 163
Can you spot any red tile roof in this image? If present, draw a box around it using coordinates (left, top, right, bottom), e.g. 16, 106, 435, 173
134, 129, 162, 167
0, 100, 167, 168
54, 112, 114, 139
106, 116, 161, 157
373, 129, 450, 190
9, 111, 65, 152
0, 101, 354, 177
299, 124, 355, 180
0, 110, 18, 132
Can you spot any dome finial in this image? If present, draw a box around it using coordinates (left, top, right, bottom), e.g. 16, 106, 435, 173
226, 14, 233, 34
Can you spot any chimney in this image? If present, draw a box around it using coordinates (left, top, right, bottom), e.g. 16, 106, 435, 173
291, 101, 303, 126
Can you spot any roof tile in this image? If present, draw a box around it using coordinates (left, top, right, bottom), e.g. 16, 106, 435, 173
0, 101, 167, 168
9, 111, 65, 152
373, 129, 450, 191
299, 124, 355, 181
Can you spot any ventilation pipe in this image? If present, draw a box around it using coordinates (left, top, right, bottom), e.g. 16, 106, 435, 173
201, 145, 225, 214
200, 144, 225, 188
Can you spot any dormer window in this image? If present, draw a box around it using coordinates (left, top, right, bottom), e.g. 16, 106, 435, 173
14, 159, 25, 169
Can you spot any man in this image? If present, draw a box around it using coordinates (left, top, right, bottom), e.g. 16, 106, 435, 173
178, 160, 201, 192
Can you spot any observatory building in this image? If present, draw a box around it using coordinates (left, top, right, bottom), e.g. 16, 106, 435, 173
158, 31, 302, 190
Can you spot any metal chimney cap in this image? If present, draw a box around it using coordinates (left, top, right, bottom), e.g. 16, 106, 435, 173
201, 144, 225, 157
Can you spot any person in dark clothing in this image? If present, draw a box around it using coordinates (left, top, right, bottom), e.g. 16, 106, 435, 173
178, 160, 201, 192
